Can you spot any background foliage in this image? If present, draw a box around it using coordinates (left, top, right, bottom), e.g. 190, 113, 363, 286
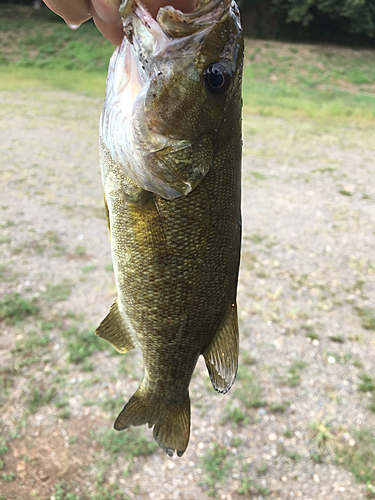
1, 0, 375, 43
240, 0, 375, 43
271, 0, 375, 38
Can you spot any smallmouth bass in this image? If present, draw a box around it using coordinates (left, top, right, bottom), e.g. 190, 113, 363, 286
97, 0, 243, 456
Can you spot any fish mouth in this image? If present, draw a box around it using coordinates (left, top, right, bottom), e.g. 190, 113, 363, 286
119, 0, 231, 40
103, 0, 236, 133
112, 0, 236, 117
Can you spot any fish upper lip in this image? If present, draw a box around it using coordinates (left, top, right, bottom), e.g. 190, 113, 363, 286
120, 0, 231, 39
121, 0, 161, 37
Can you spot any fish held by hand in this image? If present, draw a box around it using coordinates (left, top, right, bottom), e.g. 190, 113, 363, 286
97, 0, 244, 457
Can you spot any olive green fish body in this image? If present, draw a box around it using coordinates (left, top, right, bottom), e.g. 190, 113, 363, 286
97, 0, 243, 456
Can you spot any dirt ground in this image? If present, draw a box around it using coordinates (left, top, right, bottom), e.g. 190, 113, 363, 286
0, 81, 374, 500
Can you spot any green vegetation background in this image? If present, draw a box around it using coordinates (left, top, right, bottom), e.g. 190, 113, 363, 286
1, 4, 374, 125
240, 0, 375, 43
2, 0, 375, 41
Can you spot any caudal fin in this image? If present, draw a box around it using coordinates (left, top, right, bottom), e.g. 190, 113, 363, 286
114, 384, 190, 457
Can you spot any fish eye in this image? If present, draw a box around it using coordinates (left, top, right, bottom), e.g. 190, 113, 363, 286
204, 62, 231, 96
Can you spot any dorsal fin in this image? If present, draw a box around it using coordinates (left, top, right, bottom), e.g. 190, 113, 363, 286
203, 302, 239, 393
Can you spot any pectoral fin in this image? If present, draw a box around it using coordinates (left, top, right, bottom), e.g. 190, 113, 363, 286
203, 302, 239, 393
96, 299, 135, 353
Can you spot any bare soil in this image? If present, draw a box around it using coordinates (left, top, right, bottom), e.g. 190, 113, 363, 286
0, 77, 374, 500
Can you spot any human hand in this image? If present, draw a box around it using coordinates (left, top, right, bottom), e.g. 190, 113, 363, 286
43, 0, 123, 45
43, 0, 197, 46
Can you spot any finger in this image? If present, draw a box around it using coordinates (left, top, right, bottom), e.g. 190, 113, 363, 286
91, 4, 123, 45
43, 0, 91, 26
91, 0, 122, 24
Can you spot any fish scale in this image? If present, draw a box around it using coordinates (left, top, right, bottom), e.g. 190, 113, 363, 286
97, 0, 243, 456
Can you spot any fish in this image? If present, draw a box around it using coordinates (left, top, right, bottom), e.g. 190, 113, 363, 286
96, 0, 244, 457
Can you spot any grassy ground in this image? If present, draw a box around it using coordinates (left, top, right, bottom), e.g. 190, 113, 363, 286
242, 40, 375, 124
0, 5, 110, 95
1, 5, 375, 500
0, 5, 113, 72
1, 4, 375, 117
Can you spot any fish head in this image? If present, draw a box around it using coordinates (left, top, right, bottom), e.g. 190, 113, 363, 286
100, 0, 244, 199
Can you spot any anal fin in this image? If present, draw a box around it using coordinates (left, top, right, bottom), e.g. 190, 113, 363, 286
96, 299, 135, 353
203, 302, 239, 394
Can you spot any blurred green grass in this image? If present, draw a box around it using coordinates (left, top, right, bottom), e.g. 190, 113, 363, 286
0, 4, 113, 72
245, 43, 375, 88
1, 5, 375, 122
0, 66, 107, 96
242, 76, 375, 124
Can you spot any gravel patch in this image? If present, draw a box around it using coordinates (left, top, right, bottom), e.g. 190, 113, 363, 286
0, 88, 374, 500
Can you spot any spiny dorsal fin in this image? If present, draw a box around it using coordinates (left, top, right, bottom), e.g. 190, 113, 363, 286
203, 302, 239, 394
96, 299, 135, 353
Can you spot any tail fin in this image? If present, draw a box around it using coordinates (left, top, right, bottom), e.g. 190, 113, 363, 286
114, 383, 190, 457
